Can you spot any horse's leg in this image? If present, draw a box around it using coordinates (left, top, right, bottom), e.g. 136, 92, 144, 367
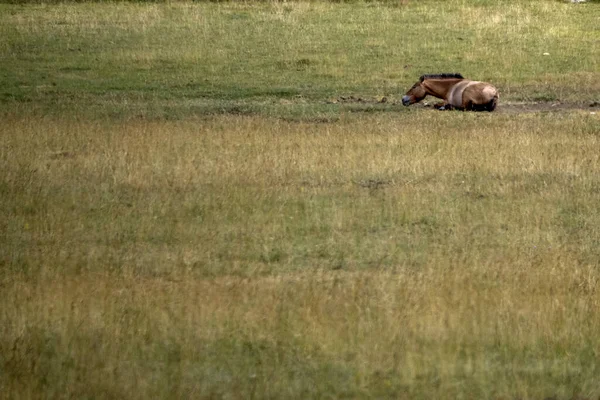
434, 101, 453, 110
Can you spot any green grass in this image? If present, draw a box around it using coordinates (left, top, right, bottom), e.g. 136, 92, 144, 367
1, 1, 598, 119
2, 1, 600, 399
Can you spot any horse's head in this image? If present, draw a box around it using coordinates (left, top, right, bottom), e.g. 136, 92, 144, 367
402, 80, 427, 106
402, 74, 464, 106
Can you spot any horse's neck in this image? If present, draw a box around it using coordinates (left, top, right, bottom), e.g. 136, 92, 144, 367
423, 79, 463, 100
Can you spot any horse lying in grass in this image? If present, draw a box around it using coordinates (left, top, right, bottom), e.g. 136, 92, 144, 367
402, 73, 498, 112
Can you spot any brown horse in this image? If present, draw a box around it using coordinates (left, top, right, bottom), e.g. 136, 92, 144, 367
402, 73, 498, 111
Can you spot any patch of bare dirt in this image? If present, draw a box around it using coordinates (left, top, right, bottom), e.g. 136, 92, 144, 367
330, 95, 390, 104
329, 96, 600, 114
497, 101, 600, 114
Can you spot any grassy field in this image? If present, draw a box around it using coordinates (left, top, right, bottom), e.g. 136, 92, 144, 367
1, 0, 599, 119
2, 1, 600, 399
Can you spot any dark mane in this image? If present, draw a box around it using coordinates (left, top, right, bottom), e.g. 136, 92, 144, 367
419, 73, 464, 82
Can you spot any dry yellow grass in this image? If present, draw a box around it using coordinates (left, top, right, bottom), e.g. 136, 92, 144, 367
2, 111, 600, 398
2, 268, 599, 398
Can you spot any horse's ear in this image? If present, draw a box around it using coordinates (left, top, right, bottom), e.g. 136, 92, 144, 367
419, 75, 425, 82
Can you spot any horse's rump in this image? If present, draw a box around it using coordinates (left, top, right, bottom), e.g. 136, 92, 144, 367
447, 80, 480, 108
481, 85, 498, 101
448, 81, 498, 109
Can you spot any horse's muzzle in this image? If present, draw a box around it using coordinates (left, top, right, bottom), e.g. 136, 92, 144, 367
402, 96, 411, 106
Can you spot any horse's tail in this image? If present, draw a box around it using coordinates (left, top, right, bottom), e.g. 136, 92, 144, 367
487, 95, 498, 112
484, 87, 499, 112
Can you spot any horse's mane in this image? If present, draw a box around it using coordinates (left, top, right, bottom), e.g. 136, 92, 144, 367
420, 73, 464, 82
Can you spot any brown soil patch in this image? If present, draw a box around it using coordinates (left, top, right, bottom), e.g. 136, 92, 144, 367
331, 96, 600, 114
497, 101, 600, 114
